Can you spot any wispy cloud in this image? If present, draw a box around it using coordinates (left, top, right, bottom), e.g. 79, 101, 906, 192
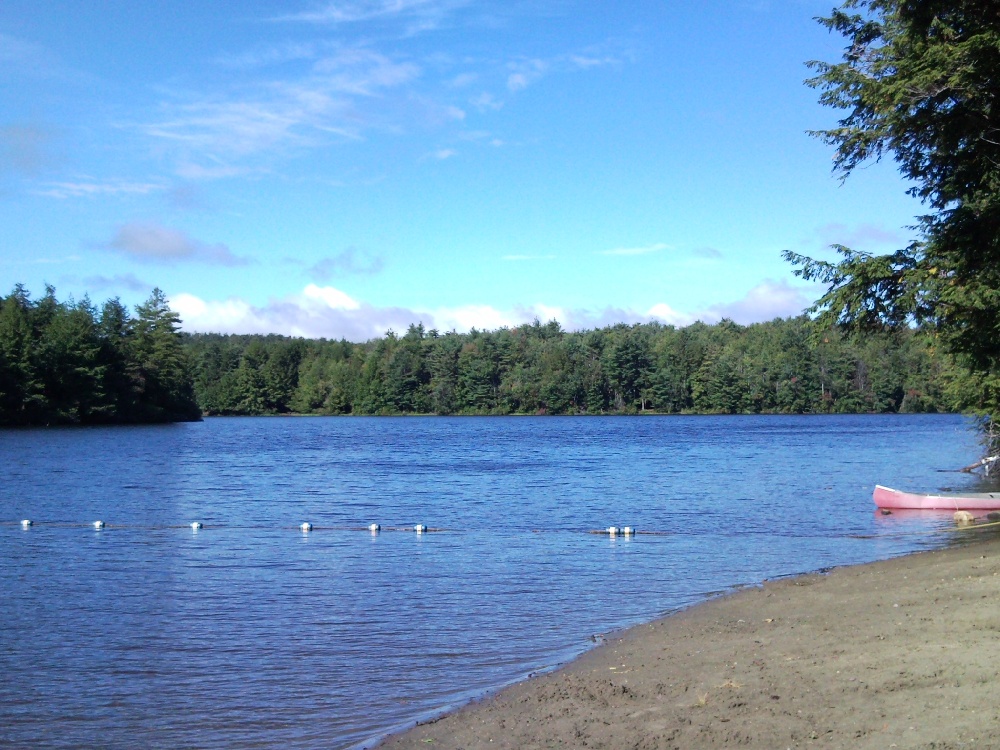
470, 92, 503, 111
175, 161, 256, 181
505, 41, 631, 93
215, 41, 319, 70
142, 47, 423, 159
105, 222, 251, 266
312, 47, 420, 94
29, 254, 81, 265
449, 72, 478, 88
692, 246, 724, 260
0, 33, 58, 77
82, 272, 152, 293
308, 247, 384, 279
507, 59, 549, 92
276, 0, 471, 33
815, 222, 906, 251
34, 180, 165, 199
597, 242, 669, 257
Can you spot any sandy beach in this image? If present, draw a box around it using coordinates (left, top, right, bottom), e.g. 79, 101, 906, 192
378, 532, 1000, 749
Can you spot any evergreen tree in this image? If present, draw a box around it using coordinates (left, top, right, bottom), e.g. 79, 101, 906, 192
785, 0, 1000, 437
131, 289, 201, 422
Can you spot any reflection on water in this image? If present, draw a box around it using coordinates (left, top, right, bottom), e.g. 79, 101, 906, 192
0, 414, 983, 748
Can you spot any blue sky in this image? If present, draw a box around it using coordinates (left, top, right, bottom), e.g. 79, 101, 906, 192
1, 0, 921, 339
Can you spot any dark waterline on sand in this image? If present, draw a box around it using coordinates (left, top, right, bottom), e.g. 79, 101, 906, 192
0, 414, 983, 748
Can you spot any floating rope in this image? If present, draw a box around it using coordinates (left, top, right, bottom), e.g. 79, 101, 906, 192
10, 519, 1000, 538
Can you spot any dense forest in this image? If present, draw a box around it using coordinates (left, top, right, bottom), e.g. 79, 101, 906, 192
2, 284, 984, 425
0, 285, 200, 426
185, 317, 974, 417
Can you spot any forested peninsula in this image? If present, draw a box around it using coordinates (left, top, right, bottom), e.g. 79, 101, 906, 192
187, 318, 972, 417
2, 284, 985, 425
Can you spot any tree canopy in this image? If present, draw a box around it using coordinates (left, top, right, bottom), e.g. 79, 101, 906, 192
0, 286, 200, 426
182, 317, 966, 417
784, 0, 1000, 415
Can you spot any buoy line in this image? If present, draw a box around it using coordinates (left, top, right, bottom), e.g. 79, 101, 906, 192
12, 519, 997, 539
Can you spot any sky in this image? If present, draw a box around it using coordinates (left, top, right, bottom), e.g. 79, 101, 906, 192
0, 0, 923, 340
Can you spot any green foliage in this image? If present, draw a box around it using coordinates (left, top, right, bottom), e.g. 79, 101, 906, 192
181, 316, 970, 417
786, 0, 1000, 430
0, 285, 200, 426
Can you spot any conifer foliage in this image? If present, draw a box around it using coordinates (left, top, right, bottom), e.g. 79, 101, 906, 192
786, 0, 1000, 420
0, 285, 200, 426
182, 317, 966, 417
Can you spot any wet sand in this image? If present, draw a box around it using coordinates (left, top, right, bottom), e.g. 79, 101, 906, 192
378, 534, 1000, 749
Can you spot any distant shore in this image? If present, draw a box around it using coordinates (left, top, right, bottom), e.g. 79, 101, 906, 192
378, 532, 1000, 749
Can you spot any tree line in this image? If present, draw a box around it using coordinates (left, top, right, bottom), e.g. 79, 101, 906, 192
0, 285, 200, 426
185, 316, 976, 417
2, 284, 988, 425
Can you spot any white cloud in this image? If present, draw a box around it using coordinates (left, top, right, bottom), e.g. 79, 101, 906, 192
646, 303, 693, 327
175, 162, 255, 181
506, 58, 549, 91
700, 279, 814, 324
431, 304, 517, 332
106, 222, 251, 266
34, 180, 164, 199
597, 242, 669, 257
302, 283, 361, 310
506, 73, 529, 92
568, 54, 620, 69
171, 286, 421, 339
471, 92, 503, 111
276, 0, 470, 30
168, 279, 816, 340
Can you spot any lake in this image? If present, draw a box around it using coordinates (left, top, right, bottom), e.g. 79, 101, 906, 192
0, 414, 984, 748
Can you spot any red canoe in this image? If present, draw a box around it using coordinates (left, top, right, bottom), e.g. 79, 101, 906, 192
874, 484, 1000, 510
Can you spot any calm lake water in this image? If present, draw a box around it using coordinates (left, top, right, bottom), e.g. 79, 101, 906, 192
0, 414, 985, 748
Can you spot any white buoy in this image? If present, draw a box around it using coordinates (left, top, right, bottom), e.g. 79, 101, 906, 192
21, 519, 32, 528
414, 524, 427, 533
93, 520, 105, 529
623, 526, 635, 536
369, 523, 381, 532
300, 522, 313, 532
190, 521, 203, 530
607, 526, 620, 536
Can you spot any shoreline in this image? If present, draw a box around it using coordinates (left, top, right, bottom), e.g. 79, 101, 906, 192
376, 533, 1000, 749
